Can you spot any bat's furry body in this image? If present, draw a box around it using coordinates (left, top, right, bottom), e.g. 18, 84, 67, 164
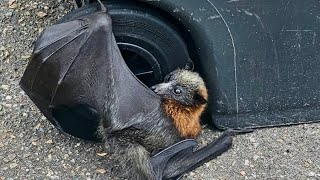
98, 69, 208, 179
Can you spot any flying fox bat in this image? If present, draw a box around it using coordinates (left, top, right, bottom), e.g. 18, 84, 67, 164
20, 1, 252, 179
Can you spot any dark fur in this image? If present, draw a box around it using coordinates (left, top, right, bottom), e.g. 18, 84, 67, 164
98, 69, 208, 179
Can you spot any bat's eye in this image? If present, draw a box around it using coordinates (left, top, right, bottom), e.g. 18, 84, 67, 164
173, 87, 182, 95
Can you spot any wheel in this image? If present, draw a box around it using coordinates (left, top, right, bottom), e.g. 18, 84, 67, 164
59, 0, 190, 87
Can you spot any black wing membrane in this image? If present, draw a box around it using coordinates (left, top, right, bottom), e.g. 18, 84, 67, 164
51, 104, 100, 141
159, 129, 253, 180
20, 2, 159, 140
20, 9, 112, 139
151, 139, 198, 179
163, 131, 233, 179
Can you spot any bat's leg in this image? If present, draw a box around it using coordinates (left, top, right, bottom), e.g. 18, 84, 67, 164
163, 128, 253, 179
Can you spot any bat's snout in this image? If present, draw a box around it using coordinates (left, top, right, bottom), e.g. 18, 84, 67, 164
151, 83, 172, 96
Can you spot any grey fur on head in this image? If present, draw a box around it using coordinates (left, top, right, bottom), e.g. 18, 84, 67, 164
151, 69, 207, 106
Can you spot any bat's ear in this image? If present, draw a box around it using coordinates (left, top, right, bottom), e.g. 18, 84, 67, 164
185, 58, 194, 71
194, 93, 207, 105
97, 0, 108, 13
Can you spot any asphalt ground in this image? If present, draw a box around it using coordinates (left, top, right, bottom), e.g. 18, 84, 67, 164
0, 0, 319, 179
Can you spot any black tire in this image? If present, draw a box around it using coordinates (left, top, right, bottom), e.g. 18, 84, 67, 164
59, 0, 190, 87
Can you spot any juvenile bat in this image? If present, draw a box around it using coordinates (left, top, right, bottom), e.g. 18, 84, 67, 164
20, 1, 251, 179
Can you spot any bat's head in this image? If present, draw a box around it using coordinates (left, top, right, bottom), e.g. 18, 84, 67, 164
151, 69, 208, 107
